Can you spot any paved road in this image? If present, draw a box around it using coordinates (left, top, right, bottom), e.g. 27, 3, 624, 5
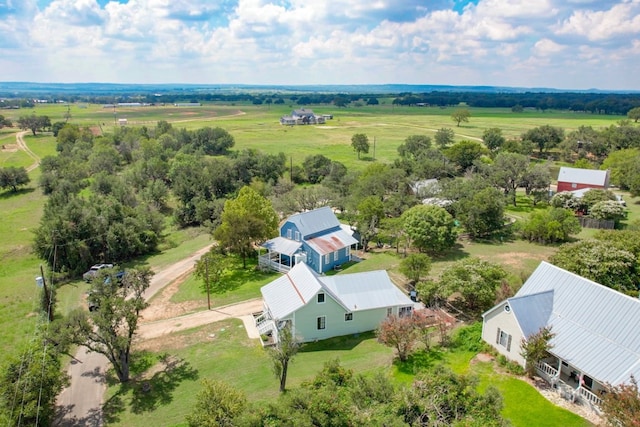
55, 243, 218, 426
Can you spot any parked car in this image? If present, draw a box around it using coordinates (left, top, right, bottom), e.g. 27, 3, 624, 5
82, 263, 114, 282
103, 270, 125, 286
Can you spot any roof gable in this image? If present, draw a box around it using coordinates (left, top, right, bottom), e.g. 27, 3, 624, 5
512, 261, 640, 385
285, 206, 341, 238
261, 263, 322, 319
508, 290, 554, 338
557, 167, 609, 186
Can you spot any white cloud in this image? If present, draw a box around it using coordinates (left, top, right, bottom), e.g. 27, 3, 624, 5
0, 0, 637, 89
556, 0, 640, 41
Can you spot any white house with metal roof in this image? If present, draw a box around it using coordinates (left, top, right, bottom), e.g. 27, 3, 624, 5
255, 262, 415, 344
259, 206, 358, 274
482, 261, 640, 409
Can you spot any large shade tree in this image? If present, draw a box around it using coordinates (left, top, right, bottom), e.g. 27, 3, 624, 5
550, 239, 639, 294
60, 268, 152, 383
402, 204, 457, 254
214, 186, 278, 268
440, 257, 507, 315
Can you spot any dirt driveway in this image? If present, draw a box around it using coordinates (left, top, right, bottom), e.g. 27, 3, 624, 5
56, 243, 263, 426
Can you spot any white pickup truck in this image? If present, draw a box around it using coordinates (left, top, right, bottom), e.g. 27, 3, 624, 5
82, 263, 114, 282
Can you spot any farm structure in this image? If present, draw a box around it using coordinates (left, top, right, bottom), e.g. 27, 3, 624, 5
279, 108, 326, 125
556, 167, 610, 193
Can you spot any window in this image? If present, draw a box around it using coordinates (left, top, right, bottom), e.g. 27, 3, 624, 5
324, 254, 329, 265
571, 183, 577, 188
582, 375, 593, 390
345, 313, 353, 321
287, 229, 292, 239
317, 316, 326, 330
387, 307, 393, 317
496, 328, 512, 352
332, 251, 336, 262
399, 306, 413, 317
295, 231, 300, 241
317, 293, 325, 303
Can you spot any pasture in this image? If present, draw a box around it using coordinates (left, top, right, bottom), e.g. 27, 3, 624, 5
2, 102, 626, 172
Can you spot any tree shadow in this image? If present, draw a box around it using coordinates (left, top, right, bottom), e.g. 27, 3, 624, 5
129, 355, 199, 414
213, 260, 277, 294
101, 354, 199, 423
0, 186, 34, 199
55, 405, 103, 427
393, 348, 445, 375
299, 331, 375, 353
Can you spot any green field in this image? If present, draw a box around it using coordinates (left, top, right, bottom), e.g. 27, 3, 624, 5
2, 103, 626, 172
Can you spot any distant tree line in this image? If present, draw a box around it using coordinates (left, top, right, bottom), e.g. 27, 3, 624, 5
4, 91, 640, 115
391, 92, 640, 115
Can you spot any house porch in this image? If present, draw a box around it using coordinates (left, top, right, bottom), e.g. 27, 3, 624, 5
258, 251, 293, 273
535, 357, 604, 412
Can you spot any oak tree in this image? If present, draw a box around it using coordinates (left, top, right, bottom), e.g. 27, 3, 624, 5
214, 186, 278, 268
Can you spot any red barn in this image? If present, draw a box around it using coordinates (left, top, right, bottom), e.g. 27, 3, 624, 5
556, 167, 610, 193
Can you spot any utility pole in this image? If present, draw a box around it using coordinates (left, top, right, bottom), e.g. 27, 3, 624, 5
205, 259, 211, 310
39, 265, 54, 322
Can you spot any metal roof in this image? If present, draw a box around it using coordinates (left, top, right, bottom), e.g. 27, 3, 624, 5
285, 206, 341, 238
508, 290, 554, 338
261, 263, 322, 319
261, 263, 413, 319
305, 229, 359, 255
261, 237, 302, 256
557, 167, 609, 186
510, 261, 640, 386
320, 271, 413, 312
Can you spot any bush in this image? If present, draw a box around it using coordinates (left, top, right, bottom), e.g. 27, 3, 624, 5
450, 323, 488, 352
496, 354, 526, 375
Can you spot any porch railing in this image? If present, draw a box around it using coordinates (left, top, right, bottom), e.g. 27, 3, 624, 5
258, 255, 291, 273
577, 387, 602, 407
536, 361, 559, 380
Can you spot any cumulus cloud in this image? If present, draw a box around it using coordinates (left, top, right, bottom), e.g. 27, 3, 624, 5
0, 0, 637, 89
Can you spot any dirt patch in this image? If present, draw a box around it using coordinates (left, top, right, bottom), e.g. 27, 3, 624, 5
1, 143, 18, 152
140, 270, 204, 323
471, 353, 494, 364
492, 252, 548, 268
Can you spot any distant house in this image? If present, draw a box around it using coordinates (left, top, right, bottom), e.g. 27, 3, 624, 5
255, 262, 415, 344
556, 167, 610, 193
482, 261, 640, 409
259, 207, 358, 274
279, 108, 326, 126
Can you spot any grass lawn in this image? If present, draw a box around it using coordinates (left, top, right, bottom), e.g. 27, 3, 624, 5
102, 319, 591, 427
169, 254, 279, 308
470, 361, 592, 427
103, 321, 394, 427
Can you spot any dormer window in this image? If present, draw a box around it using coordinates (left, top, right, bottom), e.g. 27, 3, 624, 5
317, 293, 325, 303
295, 231, 300, 241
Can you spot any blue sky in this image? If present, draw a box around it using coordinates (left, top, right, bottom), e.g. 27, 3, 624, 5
1, 0, 639, 90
